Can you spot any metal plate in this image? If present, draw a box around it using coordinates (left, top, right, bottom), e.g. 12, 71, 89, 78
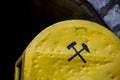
15, 20, 120, 80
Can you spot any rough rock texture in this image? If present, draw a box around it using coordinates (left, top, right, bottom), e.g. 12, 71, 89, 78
87, 0, 120, 38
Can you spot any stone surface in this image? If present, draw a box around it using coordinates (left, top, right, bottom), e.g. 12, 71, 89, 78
87, 0, 110, 11
87, 0, 120, 38
104, 5, 120, 28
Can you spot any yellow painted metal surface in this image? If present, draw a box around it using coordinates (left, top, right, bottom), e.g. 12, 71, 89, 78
15, 20, 120, 80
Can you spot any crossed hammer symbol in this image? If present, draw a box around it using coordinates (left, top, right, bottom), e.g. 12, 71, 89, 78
67, 41, 90, 63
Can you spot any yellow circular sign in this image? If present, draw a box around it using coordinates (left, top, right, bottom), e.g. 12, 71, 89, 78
23, 20, 120, 80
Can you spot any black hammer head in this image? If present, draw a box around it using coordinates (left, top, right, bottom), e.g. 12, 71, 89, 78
82, 43, 90, 53
67, 41, 76, 50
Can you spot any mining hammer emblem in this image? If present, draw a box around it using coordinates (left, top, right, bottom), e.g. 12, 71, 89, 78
67, 41, 90, 63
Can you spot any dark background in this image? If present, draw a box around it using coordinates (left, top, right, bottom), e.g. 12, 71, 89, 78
7, 1, 49, 80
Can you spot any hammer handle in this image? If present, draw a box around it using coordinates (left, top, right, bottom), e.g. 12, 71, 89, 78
78, 54, 86, 63
68, 53, 77, 61
68, 53, 86, 63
